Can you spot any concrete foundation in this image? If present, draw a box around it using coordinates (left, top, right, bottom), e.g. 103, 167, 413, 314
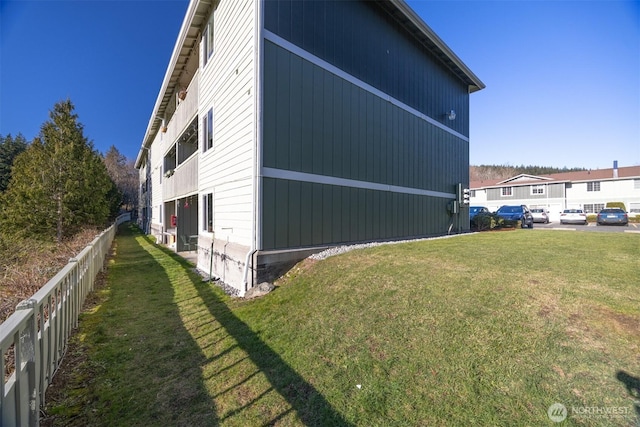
194, 235, 328, 296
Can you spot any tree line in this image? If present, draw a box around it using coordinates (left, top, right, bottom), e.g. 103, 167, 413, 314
470, 164, 587, 182
0, 99, 138, 243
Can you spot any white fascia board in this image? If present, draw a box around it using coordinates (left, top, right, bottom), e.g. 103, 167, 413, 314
136, 0, 203, 168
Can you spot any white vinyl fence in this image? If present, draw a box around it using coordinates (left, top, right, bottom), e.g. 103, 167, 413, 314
1, 213, 131, 427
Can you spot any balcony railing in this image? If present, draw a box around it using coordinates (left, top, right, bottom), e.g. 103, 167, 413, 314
163, 154, 198, 200
163, 72, 199, 154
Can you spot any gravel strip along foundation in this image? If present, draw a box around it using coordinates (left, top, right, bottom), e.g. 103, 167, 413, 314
309, 233, 468, 261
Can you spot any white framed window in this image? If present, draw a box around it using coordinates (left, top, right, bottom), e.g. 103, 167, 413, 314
501, 187, 512, 197
629, 203, 640, 213
531, 185, 545, 195
634, 179, 640, 190
202, 108, 213, 152
587, 181, 601, 192
584, 203, 604, 214
203, 193, 213, 232
203, 11, 214, 67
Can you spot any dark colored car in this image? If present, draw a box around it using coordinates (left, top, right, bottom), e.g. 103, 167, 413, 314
469, 206, 490, 220
495, 205, 534, 228
597, 208, 628, 226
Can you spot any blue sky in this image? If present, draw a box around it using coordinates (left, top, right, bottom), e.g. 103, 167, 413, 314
1, 0, 638, 170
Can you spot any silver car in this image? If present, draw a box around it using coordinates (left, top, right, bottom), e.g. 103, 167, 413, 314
530, 208, 549, 223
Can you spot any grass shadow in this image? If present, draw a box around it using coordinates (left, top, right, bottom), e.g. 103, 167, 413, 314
43, 224, 218, 426
134, 225, 352, 425
185, 259, 353, 425
616, 370, 640, 420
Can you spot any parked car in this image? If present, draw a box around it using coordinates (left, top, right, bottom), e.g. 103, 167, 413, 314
495, 205, 534, 228
596, 208, 628, 226
530, 208, 549, 223
560, 209, 587, 225
469, 206, 490, 220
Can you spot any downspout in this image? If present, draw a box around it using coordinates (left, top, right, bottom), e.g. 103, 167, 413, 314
241, 0, 264, 295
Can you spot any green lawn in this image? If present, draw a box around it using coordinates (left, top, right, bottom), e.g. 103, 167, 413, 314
43, 225, 640, 426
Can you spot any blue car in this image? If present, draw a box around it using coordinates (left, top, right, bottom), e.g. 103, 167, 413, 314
495, 205, 534, 228
469, 206, 490, 220
596, 208, 628, 226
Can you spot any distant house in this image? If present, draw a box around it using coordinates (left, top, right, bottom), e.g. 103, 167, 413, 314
135, 0, 485, 295
470, 162, 640, 221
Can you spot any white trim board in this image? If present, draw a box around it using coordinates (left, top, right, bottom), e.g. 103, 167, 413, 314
262, 167, 455, 199
264, 30, 469, 143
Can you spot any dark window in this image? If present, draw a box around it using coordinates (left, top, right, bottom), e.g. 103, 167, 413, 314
203, 193, 213, 232
203, 108, 213, 152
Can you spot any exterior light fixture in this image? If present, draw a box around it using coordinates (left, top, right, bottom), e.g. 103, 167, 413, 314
447, 109, 456, 120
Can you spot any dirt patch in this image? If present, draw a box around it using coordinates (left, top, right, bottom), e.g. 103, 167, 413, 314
531, 290, 560, 319
538, 305, 555, 318
565, 305, 639, 354
594, 306, 639, 338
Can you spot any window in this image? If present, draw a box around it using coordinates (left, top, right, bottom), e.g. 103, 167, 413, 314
584, 203, 604, 214
634, 179, 640, 190
531, 185, 545, 195
203, 108, 213, 152
203, 11, 214, 66
470, 190, 476, 198
501, 187, 512, 197
630, 203, 640, 214
163, 145, 176, 175
203, 193, 213, 232
587, 181, 601, 192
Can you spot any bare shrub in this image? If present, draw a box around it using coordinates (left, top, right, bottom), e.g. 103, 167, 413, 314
0, 227, 101, 324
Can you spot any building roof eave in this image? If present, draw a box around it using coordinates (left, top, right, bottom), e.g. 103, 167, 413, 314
135, 0, 214, 169
386, 0, 485, 93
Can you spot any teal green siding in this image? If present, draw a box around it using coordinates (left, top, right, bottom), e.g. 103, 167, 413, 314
262, 178, 451, 249
261, 0, 472, 250
263, 41, 469, 194
264, 0, 470, 136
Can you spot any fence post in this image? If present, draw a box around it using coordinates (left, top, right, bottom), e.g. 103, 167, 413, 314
68, 258, 80, 330
15, 299, 39, 427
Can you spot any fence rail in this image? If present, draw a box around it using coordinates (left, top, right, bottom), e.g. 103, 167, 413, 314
0, 213, 131, 427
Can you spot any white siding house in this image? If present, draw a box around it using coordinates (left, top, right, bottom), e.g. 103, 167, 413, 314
470, 163, 640, 222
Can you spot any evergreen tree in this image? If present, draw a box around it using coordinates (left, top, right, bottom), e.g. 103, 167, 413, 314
0, 133, 28, 192
0, 99, 117, 242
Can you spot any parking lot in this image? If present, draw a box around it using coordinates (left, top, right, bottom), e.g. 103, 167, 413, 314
533, 220, 640, 234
